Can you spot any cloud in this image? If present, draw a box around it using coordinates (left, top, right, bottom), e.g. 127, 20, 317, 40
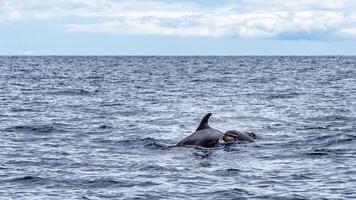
1, 0, 356, 39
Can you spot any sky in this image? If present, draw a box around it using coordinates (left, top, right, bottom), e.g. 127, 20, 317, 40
1, 0, 356, 55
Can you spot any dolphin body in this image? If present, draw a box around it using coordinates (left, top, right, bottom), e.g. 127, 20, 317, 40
176, 113, 224, 148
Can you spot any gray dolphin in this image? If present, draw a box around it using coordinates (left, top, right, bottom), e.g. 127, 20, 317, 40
176, 113, 224, 148
222, 130, 256, 143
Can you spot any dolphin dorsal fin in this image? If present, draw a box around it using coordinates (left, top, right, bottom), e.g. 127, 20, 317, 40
196, 113, 212, 131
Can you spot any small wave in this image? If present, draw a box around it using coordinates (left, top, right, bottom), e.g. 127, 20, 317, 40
98, 124, 112, 129
307, 115, 355, 122
10, 108, 39, 112
290, 173, 314, 180
80, 178, 160, 188
3, 124, 62, 134
303, 133, 356, 157
305, 148, 331, 156
297, 125, 329, 130
308, 134, 335, 142
324, 137, 353, 147
119, 137, 173, 150
95, 137, 174, 150
305, 145, 353, 156
45, 89, 96, 96
144, 139, 173, 149
9, 175, 45, 183
308, 134, 355, 147
221, 145, 241, 152
84, 179, 121, 187
200, 188, 251, 199
193, 150, 213, 159
100, 103, 123, 107
266, 92, 302, 100
136, 165, 171, 171
213, 168, 243, 177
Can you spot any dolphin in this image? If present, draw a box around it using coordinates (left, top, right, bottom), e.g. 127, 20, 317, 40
176, 113, 224, 148
222, 130, 256, 143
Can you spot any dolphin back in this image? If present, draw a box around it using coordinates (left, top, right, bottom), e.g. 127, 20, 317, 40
176, 128, 224, 148
176, 113, 224, 148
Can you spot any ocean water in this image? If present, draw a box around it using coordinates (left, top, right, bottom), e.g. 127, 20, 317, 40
0, 56, 355, 200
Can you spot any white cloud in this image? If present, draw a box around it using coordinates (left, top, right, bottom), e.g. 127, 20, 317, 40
1, 0, 356, 39
339, 27, 356, 36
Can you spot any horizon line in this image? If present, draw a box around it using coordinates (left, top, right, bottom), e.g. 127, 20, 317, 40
1, 54, 356, 57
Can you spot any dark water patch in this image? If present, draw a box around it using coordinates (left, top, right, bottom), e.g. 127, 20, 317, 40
305, 148, 332, 156
307, 132, 354, 142
324, 137, 354, 147
5, 160, 43, 167
98, 124, 112, 129
308, 134, 355, 148
144, 139, 174, 149
222, 145, 242, 152
131, 193, 167, 200
3, 124, 65, 134
45, 89, 96, 96
302, 133, 356, 157
254, 194, 307, 200
266, 92, 302, 100
10, 108, 40, 112
77, 178, 160, 188
193, 150, 214, 159
307, 133, 337, 142
290, 173, 314, 180
297, 125, 330, 130
213, 168, 243, 177
221, 141, 255, 148
307, 115, 355, 122
136, 165, 171, 172
100, 102, 124, 107
7, 175, 46, 184
305, 147, 355, 158
93, 137, 173, 150
200, 188, 251, 200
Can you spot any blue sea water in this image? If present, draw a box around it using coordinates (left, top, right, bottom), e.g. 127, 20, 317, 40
0, 56, 355, 200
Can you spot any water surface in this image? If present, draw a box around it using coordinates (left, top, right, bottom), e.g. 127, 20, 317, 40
0, 56, 355, 199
